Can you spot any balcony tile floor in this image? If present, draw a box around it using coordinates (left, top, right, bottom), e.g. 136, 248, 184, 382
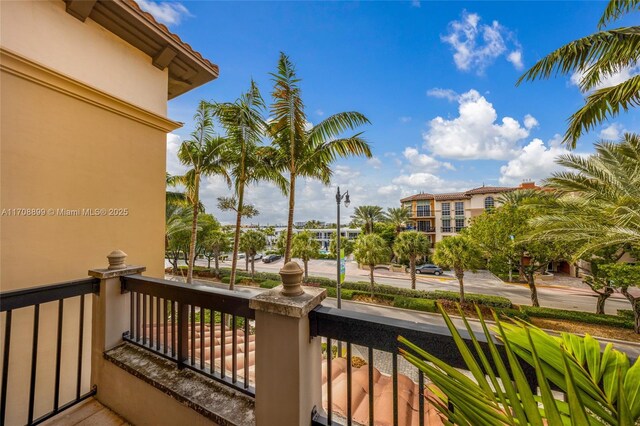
41, 398, 129, 426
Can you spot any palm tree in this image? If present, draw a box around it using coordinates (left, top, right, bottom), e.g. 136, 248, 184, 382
291, 231, 321, 279
531, 133, 640, 256
353, 234, 390, 295
392, 231, 431, 290
530, 133, 640, 329
432, 234, 483, 303
384, 207, 411, 235
517, 0, 640, 147
239, 230, 267, 278
204, 230, 231, 278
211, 81, 286, 290
177, 102, 229, 284
268, 52, 372, 263
351, 205, 385, 234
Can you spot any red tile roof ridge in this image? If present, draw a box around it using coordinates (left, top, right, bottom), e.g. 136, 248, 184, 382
123, 0, 218, 73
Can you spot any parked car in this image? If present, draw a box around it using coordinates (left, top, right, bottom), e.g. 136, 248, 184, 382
410, 264, 443, 275
262, 254, 282, 263
253, 254, 263, 260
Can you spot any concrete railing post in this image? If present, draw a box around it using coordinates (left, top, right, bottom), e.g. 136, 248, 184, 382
88, 250, 145, 396
250, 261, 326, 426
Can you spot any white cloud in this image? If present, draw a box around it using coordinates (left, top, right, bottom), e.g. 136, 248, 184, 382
399, 116, 412, 123
166, 133, 186, 176
392, 172, 444, 188
599, 123, 625, 140
570, 65, 640, 92
441, 11, 522, 74
423, 90, 532, 160
507, 50, 524, 70
427, 88, 459, 102
136, 0, 191, 26
367, 157, 383, 169
499, 135, 570, 185
315, 109, 325, 116
524, 114, 538, 130
403, 147, 444, 172
378, 184, 400, 195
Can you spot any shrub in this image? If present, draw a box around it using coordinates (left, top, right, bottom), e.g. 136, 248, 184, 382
617, 309, 634, 319
393, 297, 437, 313
259, 280, 281, 289
220, 276, 230, 284
429, 291, 512, 308
521, 306, 634, 329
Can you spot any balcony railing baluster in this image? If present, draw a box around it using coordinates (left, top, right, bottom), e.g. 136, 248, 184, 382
118, 275, 255, 396
1, 278, 98, 425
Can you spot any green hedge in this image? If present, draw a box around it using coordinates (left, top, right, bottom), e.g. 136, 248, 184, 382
259, 280, 281, 289
393, 297, 437, 313
521, 306, 634, 329
617, 309, 634, 319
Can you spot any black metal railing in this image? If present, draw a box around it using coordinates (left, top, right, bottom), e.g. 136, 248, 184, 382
0, 278, 99, 425
309, 306, 538, 426
121, 275, 256, 396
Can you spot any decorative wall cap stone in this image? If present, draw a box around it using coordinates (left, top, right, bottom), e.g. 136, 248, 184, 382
279, 261, 304, 297
249, 286, 326, 319
88, 265, 146, 279
107, 249, 127, 269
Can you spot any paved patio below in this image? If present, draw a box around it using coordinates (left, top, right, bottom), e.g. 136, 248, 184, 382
41, 398, 128, 426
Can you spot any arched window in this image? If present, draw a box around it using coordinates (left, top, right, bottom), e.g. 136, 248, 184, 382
484, 196, 495, 210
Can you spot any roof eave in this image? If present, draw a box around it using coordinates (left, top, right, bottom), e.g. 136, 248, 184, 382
64, 0, 219, 99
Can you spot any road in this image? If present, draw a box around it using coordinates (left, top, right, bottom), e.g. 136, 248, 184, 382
171, 276, 640, 360
190, 257, 634, 316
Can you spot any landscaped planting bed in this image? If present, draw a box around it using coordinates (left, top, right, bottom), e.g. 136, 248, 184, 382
167, 267, 636, 338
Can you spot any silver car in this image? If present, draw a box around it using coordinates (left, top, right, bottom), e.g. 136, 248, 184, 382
411, 264, 444, 275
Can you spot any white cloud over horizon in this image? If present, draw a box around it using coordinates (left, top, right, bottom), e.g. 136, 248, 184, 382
422, 89, 533, 160
441, 11, 523, 74
498, 135, 571, 185
136, 0, 191, 26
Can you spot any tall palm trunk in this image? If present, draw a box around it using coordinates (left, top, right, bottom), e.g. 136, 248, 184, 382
229, 183, 244, 290
251, 257, 255, 278
214, 250, 220, 278
410, 256, 416, 290
187, 174, 200, 284
229, 138, 247, 290
284, 171, 296, 263
303, 259, 309, 279
526, 271, 539, 307
369, 264, 375, 296
455, 267, 465, 304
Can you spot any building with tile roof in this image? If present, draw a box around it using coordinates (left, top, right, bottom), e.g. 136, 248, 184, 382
400, 181, 538, 244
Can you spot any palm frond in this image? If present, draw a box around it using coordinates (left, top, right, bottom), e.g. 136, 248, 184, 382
565, 74, 640, 147
598, 0, 640, 29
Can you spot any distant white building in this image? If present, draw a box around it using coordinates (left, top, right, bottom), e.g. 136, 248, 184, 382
267, 227, 360, 250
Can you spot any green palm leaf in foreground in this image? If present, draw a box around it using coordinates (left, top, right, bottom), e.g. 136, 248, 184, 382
517, 0, 640, 147
399, 305, 639, 425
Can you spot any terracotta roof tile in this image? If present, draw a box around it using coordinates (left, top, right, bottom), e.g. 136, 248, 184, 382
433, 192, 470, 201
154, 322, 444, 425
124, 0, 219, 74
464, 186, 517, 195
400, 193, 434, 202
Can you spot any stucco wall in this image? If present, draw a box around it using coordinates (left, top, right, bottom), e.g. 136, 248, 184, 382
0, 0, 168, 115
0, 64, 169, 289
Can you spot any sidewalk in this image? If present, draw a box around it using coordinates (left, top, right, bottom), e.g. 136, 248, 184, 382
167, 275, 640, 360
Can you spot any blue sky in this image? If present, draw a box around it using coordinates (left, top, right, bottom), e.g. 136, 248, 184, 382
147, 0, 639, 225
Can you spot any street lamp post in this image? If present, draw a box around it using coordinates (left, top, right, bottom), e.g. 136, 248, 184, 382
335, 186, 350, 309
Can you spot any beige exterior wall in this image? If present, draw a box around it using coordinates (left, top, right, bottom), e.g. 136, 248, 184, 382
1, 53, 175, 289
0, 0, 168, 116
0, 3, 182, 422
